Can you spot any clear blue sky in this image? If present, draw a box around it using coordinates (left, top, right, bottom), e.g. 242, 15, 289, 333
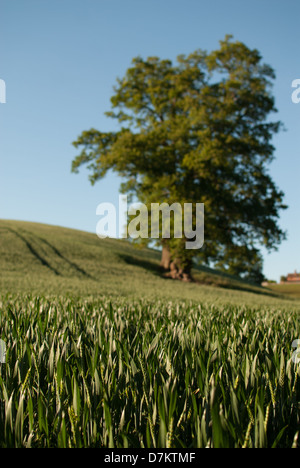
0, 0, 299, 282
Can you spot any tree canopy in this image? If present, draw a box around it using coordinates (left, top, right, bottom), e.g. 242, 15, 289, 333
72, 35, 287, 283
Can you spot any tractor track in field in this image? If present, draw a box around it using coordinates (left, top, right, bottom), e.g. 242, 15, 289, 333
4, 227, 61, 276
3, 227, 92, 279
35, 234, 93, 279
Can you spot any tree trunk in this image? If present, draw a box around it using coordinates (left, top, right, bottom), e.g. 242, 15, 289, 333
160, 244, 172, 270
160, 245, 193, 282
168, 257, 193, 282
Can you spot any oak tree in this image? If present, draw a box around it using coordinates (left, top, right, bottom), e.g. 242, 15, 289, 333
72, 36, 287, 283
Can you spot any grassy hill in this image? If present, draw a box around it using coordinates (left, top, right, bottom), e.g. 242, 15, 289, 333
266, 283, 300, 299
0, 219, 296, 307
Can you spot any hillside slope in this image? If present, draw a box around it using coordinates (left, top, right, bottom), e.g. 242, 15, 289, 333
266, 283, 300, 299
0, 219, 292, 305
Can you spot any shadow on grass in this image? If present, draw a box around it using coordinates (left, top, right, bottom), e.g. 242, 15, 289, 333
194, 275, 280, 297
120, 252, 282, 298
118, 254, 163, 277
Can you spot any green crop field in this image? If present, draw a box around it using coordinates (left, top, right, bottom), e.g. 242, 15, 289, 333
0, 220, 299, 448
267, 283, 300, 300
